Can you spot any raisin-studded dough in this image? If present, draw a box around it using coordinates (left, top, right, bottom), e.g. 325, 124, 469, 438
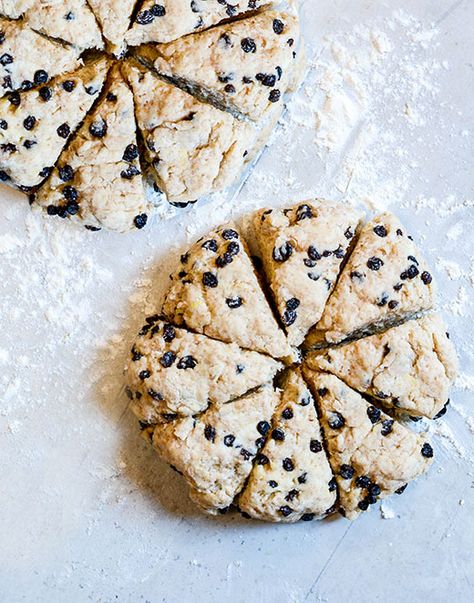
0, 1, 33, 19
141, 10, 304, 121
254, 200, 363, 347
0, 18, 81, 93
239, 371, 336, 522
126, 317, 282, 422
162, 225, 294, 360
24, 0, 104, 51
304, 371, 434, 520
127, 0, 270, 45
124, 62, 282, 204
306, 213, 436, 348
86, 0, 136, 56
0, 57, 108, 189
149, 385, 281, 513
307, 314, 458, 420
34, 65, 150, 233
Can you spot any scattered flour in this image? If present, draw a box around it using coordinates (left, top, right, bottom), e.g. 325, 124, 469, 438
0, 348, 9, 365
429, 419, 471, 462
277, 10, 449, 213
0, 233, 22, 253
380, 504, 396, 520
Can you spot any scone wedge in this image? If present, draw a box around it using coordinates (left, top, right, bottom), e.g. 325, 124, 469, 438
33, 64, 150, 232
0, 17, 81, 93
136, 10, 305, 121
0, 57, 108, 189
86, 0, 137, 56
162, 224, 294, 361
254, 200, 363, 346
124, 61, 282, 204
304, 370, 435, 520
148, 384, 281, 513
239, 370, 336, 522
24, 0, 104, 51
126, 316, 282, 423
306, 213, 436, 348
307, 314, 458, 420
127, 0, 270, 46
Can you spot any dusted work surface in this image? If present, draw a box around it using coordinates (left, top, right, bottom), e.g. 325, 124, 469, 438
0, 1, 473, 602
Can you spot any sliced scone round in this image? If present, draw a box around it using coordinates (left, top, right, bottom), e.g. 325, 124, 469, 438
33, 64, 150, 232
0, 57, 108, 189
306, 314, 458, 420
254, 200, 363, 347
239, 370, 336, 522
0, 0, 34, 19
149, 384, 281, 514
162, 224, 294, 361
127, 0, 270, 46
126, 316, 282, 423
136, 10, 305, 121
0, 17, 81, 93
304, 370, 435, 520
124, 61, 282, 205
86, 0, 137, 57
24, 0, 104, 51
306, 212, 436, 348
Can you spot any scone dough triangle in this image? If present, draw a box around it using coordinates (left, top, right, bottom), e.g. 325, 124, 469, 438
0, 57, 108, 189
127, 316, 282, 423
33, 64, 150, 232
306, 212, 436, 348
24, 0, 104, 51
127, 0, 270, 45
124, 61, 282, 204
0, 17, 81, 93
148, 384, 281, 513
162, 224, 294, 360
307, 314, 458, 420
304, 370, 434, 520
87, 0, 137, 56
254, 200, 363, 346
138, 10, 304, 121
239, 370, 336, 522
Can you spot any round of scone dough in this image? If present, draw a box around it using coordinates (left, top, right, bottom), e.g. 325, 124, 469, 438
142, 10, 305, 121
24, 0, 104, 51
126, 316, 282, 423
304, 370, 434, 520
149, 385, 281, 514
0, 57, 108, 189
161, 224, 295, 361
253, 200, 363, 346
0, 6, 306, 231
126, 208, 455, 522
239, 370, 336, 522
0, 17, 81, 93
306, 314, 458, 420
127, 0, 270, 46
306, 212, 437, 348
33, 64, 150, 232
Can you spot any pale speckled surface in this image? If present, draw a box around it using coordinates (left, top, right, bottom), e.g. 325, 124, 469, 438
0, 1, 473, 602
